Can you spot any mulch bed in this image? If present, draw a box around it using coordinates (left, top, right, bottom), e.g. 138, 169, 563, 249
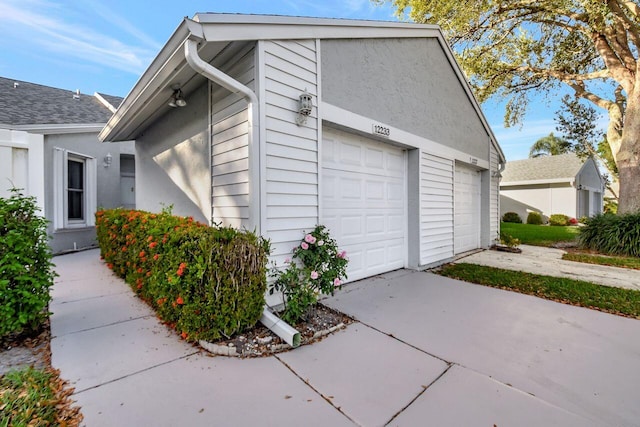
201, 303, 354, 357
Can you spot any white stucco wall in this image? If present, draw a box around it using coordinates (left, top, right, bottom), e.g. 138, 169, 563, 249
321, 38, 490, 161
501, 183, 577, 218
135, 84, 210, 223
0, 129, 44, 210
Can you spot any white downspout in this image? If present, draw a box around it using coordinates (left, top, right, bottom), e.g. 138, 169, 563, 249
184, 37, 300, 348
184, 38, 260, 234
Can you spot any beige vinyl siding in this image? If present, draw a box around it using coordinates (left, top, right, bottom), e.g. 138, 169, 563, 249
490, 145, 500, 243
262, 40, 319, 264
210, 47, 255, 229
420, 152, 454, 265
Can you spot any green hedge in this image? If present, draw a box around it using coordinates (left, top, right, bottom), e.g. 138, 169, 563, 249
0, 190, 55, 339
96, 209, 270, 342
549, 214, 570, 226
526, 212, 543, 225
502, 212, 522, 223
579, 213, 640, 257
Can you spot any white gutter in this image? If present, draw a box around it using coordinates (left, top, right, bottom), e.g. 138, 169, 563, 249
183, 34, 300, 348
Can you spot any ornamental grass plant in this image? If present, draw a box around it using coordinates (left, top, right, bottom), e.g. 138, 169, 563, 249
579, 212, 640, 257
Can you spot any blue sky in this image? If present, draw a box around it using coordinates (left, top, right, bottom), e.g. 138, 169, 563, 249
0, 0, 576, 160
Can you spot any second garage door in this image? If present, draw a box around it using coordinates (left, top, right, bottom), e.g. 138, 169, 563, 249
322, 128, 406, 282
454, 162, 481, 254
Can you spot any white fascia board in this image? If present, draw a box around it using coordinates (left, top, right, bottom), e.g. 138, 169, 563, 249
322, 102, 490, 169
500, 178, 574, 186
9, 124, 105, 134
200, 23, 441, 42
99, 18, 198, 142
194, 13, 439, 31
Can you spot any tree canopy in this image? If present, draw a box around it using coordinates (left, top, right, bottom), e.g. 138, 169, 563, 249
529, 132, 571, 158
380, 0, 640, 213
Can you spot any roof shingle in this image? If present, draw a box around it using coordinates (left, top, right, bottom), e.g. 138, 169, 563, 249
501, 153, 584, 183
0, 77, 121, 126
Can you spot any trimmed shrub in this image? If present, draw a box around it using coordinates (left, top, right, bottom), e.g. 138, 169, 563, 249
526, 212, 543, 225
502, 212, 522, 223
579, 213, 640, 257
549, 214, 569, 226
96, 208, 270, 342
0, 189, 55, 338
499, 231, 520, 248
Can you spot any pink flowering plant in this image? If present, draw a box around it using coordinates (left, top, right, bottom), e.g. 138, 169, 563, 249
269, 225, 348, 323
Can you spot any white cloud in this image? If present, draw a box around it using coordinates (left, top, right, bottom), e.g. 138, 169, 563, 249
82, 0, 162, 50
0, 0, 157, 75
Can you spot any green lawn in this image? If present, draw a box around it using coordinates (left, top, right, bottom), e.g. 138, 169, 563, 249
438, 263, 640, 318
501, 222, 580, 247
562, 252, 640, 270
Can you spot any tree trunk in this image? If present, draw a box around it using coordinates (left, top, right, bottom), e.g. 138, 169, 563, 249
616, 91, 640, 214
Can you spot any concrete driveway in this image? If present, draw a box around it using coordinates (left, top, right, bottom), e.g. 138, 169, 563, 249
51, 250, 639, 426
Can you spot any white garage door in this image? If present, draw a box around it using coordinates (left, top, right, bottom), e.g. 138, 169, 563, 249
322, 128, 406, 282
454, 163, 481, 254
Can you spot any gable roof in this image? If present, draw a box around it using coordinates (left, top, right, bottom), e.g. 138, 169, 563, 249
501, 153, 585, 184
0, 76, 121, 130
98, 13, 505, 163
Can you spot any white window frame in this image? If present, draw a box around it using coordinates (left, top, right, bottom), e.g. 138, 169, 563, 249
53, 148, 96, 230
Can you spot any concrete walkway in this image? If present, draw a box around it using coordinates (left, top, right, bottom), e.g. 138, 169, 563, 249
455, 244, 640, 291
51, 250, 640, 426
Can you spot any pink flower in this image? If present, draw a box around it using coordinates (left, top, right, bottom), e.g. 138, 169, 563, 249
334, 278, 341, 287
337, 250, 347, 259
304, 234, 317, 244
317, 240, 324, 246
310, 271, 319, 279
284, 258, 291, 264
301, 242, 309, 250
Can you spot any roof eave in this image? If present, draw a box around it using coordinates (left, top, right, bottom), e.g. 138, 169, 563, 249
501, 177, 575, 186
3, 123, 106, 134
99, 18, 199, 142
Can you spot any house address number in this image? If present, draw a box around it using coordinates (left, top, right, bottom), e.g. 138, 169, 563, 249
372, 124, 390, 138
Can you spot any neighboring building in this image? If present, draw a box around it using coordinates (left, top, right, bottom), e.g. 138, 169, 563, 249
100, 14, 505, 286
500, 153, 605, 221
0, 77, 135, 253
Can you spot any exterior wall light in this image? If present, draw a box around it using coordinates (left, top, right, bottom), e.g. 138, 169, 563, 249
296, 91, 313, 126
103, 153, 113, 168
168, 87, 187, 108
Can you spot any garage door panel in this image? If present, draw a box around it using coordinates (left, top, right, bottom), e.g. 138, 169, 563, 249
366, 180, 385, 200
322, 128, 406, 281
365, 147, 384, 168
454, 163, 481, 254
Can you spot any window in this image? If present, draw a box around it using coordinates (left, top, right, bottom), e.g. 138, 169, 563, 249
53, 148, 96, 229
67, 157, 85, 221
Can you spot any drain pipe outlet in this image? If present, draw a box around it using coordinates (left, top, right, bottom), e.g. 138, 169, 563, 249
260, 308, 301, 348
184, 37, 300, 348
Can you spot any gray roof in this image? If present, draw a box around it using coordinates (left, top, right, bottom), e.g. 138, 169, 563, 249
0, 77, 121, 126
95, 92, 123, 109
501, 153, 584, 183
